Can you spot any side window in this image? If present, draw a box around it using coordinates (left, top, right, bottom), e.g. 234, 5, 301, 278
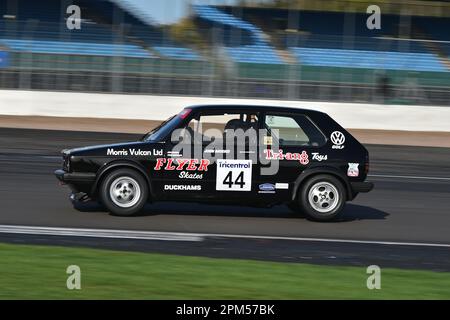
184, 112, 259, 144
199, 114, 241, 142
264, 114, 326, 147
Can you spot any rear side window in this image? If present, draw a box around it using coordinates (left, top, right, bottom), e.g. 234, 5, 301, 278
264, 114, 326, 147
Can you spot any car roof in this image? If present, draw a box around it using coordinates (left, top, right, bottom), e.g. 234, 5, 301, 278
185, 104, 325, 116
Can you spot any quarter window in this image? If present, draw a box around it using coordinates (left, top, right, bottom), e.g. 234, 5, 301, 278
264, 114, 326, 147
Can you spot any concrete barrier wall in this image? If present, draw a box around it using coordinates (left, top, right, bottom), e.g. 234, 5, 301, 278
1, 89, 449, 132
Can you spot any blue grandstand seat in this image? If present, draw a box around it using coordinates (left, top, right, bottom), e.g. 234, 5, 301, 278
290, 47, 447, 72
0, 18, 153, 58
81, 0, 200, 60
194, 5, 264, 41
274, 10, 448, 72
0, 0, 200, 60
284, 34, 430, 53
127, 28, 200, 60
193, 5, 283, 64
152, 46, 200, 60
0, 38, 153, 58
0, 20, 122, 44
226, 45, 282, 64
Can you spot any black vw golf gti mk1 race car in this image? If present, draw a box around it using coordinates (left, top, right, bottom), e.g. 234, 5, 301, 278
55, 105, 373, 221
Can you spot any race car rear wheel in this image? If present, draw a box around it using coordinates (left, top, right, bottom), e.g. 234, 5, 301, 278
299, 174, 345, 221
100, 168, 148, 216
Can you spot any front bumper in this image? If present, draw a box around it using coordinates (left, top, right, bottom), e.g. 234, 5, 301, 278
350, 181, 374, 193
54, 169, 96, 184
55, 170, 96, 197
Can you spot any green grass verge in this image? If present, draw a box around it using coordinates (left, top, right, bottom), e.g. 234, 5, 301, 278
0, 243, 449, 299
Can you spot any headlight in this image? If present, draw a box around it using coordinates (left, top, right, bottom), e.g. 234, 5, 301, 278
63, 155, 70, 172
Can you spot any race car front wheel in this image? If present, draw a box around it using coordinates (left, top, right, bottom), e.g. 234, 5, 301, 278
299, 174, 345, 221
100, 168, 148, 216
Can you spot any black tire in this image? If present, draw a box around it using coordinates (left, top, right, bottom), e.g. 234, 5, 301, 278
99, 168, 148, 216
298, 174, 346, 221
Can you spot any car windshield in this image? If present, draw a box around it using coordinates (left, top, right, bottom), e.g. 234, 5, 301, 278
140, 115, 176, 141
141, 109, 191, 142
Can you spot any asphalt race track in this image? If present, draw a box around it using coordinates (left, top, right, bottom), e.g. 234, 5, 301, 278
0, 128, 449, 271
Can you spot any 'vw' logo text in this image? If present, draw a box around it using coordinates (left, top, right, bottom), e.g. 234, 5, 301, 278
331, 131, 345, 149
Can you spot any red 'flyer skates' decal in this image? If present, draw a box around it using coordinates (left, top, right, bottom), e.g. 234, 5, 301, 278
154, 158, 210, 171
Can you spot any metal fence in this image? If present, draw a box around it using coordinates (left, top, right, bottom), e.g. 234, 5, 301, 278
1, 67, 448, 105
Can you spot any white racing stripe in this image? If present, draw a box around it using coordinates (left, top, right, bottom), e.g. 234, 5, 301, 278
369, 174, 450, 181
0, 225, 450, 248
0, 225, 202, 242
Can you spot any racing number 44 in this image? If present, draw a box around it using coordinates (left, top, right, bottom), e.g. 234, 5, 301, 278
223, 171, 245, 189
216, 159, 252, 191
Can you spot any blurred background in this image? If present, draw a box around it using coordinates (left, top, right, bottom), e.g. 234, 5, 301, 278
0, 0, 449, 105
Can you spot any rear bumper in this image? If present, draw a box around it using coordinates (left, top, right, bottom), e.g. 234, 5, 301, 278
350, 181, 374, 193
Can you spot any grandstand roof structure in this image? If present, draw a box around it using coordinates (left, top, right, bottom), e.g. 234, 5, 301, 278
230, 0, 450, 17
108, 0, 157, 26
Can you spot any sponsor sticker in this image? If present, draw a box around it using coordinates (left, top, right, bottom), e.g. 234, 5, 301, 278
179, 172, 203, 179
331, 131, 345, 149
263, 136, 273, 145
275, 183, 289, 190
216, 159, 252, 191
154, 158, 210, 171
311, 152, 328, 161
264, 149, 309, 165
107, 148, 128, 156
258, 183, 275, 194
107, 148, 163, 156
347, 163, 359, 177
204, 149, 230, 154
164, 185, 201, 191
167, 151, 182, 157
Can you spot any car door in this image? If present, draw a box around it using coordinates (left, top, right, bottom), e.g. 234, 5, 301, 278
158, 109, 263, 203
159, 113, 211, 200
200, 110, 261, 201
212, 113, 261, 201
171, 109, 261, 202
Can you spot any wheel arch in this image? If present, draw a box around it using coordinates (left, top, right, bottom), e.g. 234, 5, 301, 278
91, 160, 153, 199
291, 167, 352, 201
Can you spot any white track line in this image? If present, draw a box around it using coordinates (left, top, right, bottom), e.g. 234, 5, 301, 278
369, 174, 450, 181
0, 225, 202, 242
0, 225, 449, 248
201, 233, 450, 248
